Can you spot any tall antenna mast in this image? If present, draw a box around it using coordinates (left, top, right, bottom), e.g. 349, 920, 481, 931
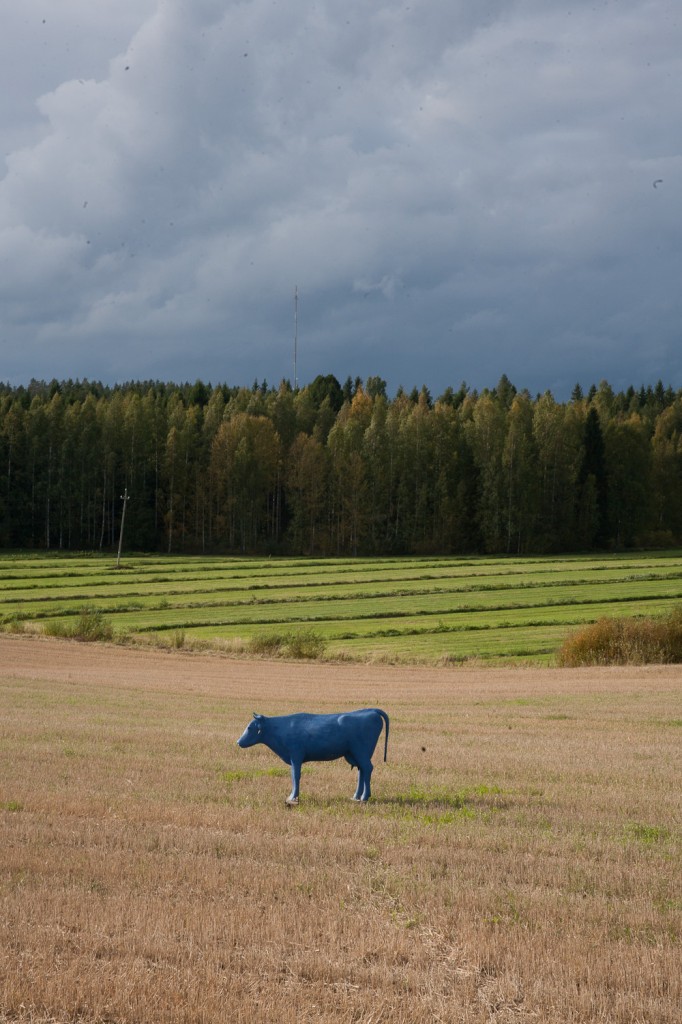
293, 285, 298, 390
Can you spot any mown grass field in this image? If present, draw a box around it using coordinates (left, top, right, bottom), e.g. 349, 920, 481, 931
0, 639, 680, 1023
3, 551, 682, 662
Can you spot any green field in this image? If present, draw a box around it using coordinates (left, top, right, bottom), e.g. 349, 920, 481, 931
3, 550, 682, 663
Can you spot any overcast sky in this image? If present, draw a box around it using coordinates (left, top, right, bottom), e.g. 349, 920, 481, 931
1, 0, 680, 398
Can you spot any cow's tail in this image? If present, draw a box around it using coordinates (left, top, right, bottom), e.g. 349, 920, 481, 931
374, 708, 390, 761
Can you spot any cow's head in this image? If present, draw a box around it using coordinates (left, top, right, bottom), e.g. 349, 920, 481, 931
237, 713, 266, 748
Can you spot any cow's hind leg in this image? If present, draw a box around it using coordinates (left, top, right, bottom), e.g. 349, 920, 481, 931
352, 770, 364, 801
287, 761, 302, 805
344, 754, 363, 801
356, 759, 373, 802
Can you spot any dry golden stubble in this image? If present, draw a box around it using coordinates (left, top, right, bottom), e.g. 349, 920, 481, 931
0, 636, 680, 1023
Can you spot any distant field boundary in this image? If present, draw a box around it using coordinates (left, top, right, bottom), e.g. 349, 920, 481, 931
2, 550, 682, 664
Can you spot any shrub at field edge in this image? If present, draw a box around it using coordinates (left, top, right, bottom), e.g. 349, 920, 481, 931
558, 606, 682, 666
43, 606, 114, 644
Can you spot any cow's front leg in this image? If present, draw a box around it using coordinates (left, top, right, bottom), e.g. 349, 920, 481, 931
287, 760, 302, 805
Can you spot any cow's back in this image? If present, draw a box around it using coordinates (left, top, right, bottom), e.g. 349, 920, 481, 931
276, 710, 385, 763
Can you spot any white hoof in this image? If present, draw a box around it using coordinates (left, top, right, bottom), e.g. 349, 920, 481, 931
286, 797, 299, 806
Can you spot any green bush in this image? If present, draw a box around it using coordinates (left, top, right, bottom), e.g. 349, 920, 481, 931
558, 607, 682, 666
44, 606, 114, 643
285, 629, 326, 660
74, 607, 114, 642
249, 629, 325, 660
249, 632, 288, 656
43, 619, 69, 638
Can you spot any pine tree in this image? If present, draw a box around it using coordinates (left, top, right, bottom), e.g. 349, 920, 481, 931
577, 407, 609, 547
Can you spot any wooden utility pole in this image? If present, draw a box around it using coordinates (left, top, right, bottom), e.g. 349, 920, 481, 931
116, 488, 129, 568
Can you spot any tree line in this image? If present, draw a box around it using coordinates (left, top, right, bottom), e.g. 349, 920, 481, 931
1, 374, 681, 556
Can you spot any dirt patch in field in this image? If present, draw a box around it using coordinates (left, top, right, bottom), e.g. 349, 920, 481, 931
2, 632, 680, 702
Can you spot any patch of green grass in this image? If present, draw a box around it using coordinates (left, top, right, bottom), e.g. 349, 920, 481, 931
624, 822, 672, 846
396, 784, 471, 809
1, 800, 23, 812
622, 819, 667, 843
386, 783, 503, 822
220, 766, 290, 784
472, 783, 503, 797
220, 769, 252, 784
485, 891, 524, 927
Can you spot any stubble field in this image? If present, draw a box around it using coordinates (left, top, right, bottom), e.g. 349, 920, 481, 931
1, 635, 680, 1023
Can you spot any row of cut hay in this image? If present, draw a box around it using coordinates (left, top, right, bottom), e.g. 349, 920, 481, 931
4, 552, 682, 611
3, 551, 682, 594
140, 594, 681, 640
6, 574, 682, 632
7, 561, 682, 613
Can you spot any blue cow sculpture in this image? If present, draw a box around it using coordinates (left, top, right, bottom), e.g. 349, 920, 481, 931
237, 708, 390, 805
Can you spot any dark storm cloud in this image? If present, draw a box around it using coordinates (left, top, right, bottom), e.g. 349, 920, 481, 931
1, 0, 680, 395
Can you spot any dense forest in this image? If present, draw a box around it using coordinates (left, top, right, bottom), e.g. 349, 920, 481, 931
1, 374, 681, 556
